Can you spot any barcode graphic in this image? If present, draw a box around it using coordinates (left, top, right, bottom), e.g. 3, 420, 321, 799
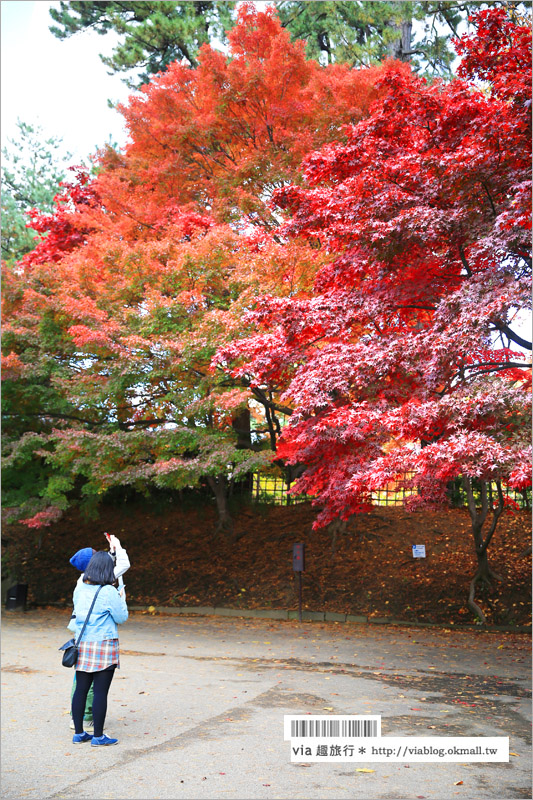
289, 718, 379, 738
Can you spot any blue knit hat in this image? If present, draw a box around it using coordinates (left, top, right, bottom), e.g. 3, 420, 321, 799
69, 548, 95, 572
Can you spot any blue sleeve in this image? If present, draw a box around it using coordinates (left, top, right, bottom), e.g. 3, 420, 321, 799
102, 585, 128, 624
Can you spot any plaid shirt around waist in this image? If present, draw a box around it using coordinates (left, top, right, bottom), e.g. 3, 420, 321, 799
76, 639, 120, 672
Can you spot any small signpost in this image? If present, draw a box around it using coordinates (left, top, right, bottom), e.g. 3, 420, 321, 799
412, 544, 426, 558
292, 543, 305, 622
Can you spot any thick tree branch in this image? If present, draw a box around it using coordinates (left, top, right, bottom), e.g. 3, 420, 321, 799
458, 244, 472, 276
479, 481, 505, 555
251, 385, 294, 417
2, 410, 108, 427
492, 323, 532, 351
479, 180, 497, 217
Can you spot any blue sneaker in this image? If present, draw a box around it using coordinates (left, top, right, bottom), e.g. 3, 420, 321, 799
91, 734, 118, 747
72, 732, 92, 743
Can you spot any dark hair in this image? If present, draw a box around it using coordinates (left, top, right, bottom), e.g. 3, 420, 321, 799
83, 551, 115, 586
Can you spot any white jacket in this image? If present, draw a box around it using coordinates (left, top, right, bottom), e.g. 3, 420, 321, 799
75, 541, 130, 588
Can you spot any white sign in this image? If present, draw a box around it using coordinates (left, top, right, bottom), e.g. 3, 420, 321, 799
288, 735, 509, 762
412, 545, 426, 558
284, 716, 382, 740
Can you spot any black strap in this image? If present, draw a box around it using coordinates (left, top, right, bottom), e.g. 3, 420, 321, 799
75, 585, 103, 646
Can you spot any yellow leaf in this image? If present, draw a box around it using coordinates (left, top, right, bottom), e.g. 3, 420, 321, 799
510, 752, 520, 757
323, 707, 334, 711
356, 768, 375, 773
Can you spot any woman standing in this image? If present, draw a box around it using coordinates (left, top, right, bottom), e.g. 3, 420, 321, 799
67, 533, 130, 732
70, 550, 128, 746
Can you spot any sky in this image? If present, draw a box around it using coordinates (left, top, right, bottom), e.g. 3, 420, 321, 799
1, 0, 132, 163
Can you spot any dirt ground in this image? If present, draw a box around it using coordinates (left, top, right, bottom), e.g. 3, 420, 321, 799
2, 499, 531, 627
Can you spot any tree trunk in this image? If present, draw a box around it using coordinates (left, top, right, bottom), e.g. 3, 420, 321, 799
251, 387, 284, 452
399, 19, 412, 61
232, 407, 253, 496
385, 5, 412, 62
232, 408, 251, 449
206, 474, 233, 537
463, 477, 505, 623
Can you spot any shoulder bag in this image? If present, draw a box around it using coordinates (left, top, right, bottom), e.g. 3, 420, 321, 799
59, 585, 103, 668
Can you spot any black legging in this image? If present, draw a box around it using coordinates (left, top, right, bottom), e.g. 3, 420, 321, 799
72, 666, 116, 737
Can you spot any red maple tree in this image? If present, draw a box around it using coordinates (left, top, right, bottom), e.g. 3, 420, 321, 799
218, 7, 532, 620
2, 4, 383, 533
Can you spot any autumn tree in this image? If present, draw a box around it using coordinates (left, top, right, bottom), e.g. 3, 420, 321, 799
3, 5, 381, 533
217, 7, 532, 620
1, 121, 72, 263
